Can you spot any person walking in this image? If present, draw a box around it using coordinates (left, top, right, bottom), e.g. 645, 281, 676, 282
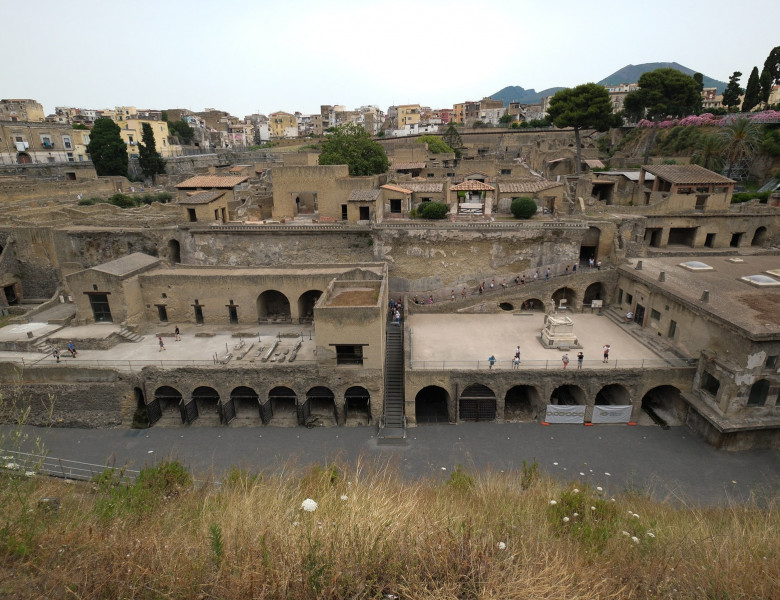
67, 341, 77, 358
461, 287, 467, 299
512, 356, 520, 369
451, 290, 456, 301
158, 335, 166, 352
561, 353, 569, 369
514, 346, 521, 362
602, 344, 610, 363
52, 348, 60, 363
577, 351, 584, 369
174, 326, 181, 341
488, 354, 496, 369
545, 268, 550, 281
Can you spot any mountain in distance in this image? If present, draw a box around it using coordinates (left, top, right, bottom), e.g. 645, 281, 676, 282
490, 62, 728, 106
489, 85, 566, 106
598, 62, 727, 93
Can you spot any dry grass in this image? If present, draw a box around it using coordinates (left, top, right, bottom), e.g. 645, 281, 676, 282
0, 457, 778, 599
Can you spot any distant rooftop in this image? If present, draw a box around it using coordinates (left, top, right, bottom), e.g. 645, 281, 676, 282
642, 164, 735, 186
177, 190, 226, 205
91, 252, 160, 277
176, 175, 249, 189
498, 180, 563, 194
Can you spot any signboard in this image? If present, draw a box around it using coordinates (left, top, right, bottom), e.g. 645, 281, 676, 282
591, 405, 632, 423
591, 300, 603, 308
544, 405, 586, 423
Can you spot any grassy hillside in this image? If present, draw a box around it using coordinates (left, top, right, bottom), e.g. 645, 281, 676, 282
1, 459, 777, 599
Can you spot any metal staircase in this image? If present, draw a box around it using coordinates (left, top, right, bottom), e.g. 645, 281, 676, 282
378, 316, 406, 440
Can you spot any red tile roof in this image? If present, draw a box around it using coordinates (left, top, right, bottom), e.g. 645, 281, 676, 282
498, 180, 563, 194
381, 184, 413, 194
450, 180, 495, 191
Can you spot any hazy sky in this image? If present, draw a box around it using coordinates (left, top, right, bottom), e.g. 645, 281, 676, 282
3, 0, 777, 118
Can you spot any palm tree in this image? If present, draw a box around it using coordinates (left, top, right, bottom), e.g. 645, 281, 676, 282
718, 117, 761, 179
691, 134, 725, 172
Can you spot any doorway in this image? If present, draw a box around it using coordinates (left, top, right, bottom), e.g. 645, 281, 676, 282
88, 293, 112, 322
634, 304, 645, 325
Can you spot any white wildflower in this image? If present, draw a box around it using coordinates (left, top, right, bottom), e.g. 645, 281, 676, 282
579, 472, 585, 476
553, 462, 558, 465
340, 495, 349, 501
497, 541, 506, 550
632, 513, 640, 519
301, 498, 318, 512
292, 521, 300, 527
25, 471, 35, 477
441, 467, 447, 471
631, 536, 640, 544
573, 488, 579, 493
646, 532, 655, 538
604, 472, 611, 476
590, 506, 596, 511
573, 512, 579, 517
5, 462, 20, 470
562, 517, 570, 522
549, 500, 557, 505
621, 531, 630, 536
596, 486, 603, 492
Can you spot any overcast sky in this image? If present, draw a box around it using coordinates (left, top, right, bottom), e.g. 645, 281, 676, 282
2, 0, 777, 118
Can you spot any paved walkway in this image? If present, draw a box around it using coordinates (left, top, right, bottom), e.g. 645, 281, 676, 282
8, 422, 779, 506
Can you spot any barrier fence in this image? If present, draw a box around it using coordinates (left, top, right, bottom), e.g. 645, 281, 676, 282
410, 358, 692, 370
1, 358, 319, 371
0, 449, 141, 483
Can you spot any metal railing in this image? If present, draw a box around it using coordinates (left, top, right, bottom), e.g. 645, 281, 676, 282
0, 357, 318, 371
410, 358, 693, 370
0, 449, 140, 483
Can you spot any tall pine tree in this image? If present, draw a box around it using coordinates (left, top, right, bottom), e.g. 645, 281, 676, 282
721, 71, 743, 111
759, 67, 772, 107
742, 67, 761, 112
87, 118, 128, 177
138, 122, 166, 180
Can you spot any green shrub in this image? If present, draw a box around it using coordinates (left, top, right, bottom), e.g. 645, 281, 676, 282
77, 198, 95, 206
731, 191, 771, 204
416, 135, 453, 154
418, 201, 448, 219
510, 197, 537, 219
107, 193, 137, 208
137, 192, 172, 205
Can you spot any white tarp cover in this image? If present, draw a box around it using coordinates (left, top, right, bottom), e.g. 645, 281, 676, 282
591, 405, 632, 424
544, 405, 586, 423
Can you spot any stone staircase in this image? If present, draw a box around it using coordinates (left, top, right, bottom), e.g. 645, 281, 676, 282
118, 327, 144, 343
378, 317, 406, 441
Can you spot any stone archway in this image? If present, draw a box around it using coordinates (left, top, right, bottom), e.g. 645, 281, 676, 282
459, 383, 496, 421
267, 386, 297, 426
551, 384, 585, 405
192, 386, 220, 425
579, 226, 601, 263
345, 386, 371, 425
256, 290, 291, 323
583, 282, 604, 307
230, 386, 260, 422
641, 385, 686, 426
415, 385, 450, 423
552, 287, 577, 311
297, 290, 322, 324
306, 386, 337, 426
16, 152, 32, 164
751, 226, 768, 247
595, 384, 631, 405
504, 385, 542, 421
168, 239, 181, 264
521, 297, 545, 311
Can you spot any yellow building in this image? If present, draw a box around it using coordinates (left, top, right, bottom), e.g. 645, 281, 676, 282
269, 111, 298, 138
0, 121, 92, 164
0, 99, 45, 122
397, 104, 421, 128
117, 119, 178, 158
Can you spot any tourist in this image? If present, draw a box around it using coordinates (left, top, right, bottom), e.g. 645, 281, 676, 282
602, 344, 610, 363
515, 346, 521, 361
501, 278, 507, 288
545, 267, 551, 280
564, 266, 569, 275
52, 348, 60, 363
67, 341, 77, 358
490, 279, 495, 290
512, 356, 520, 370
562, 353, 569, 369
428, 295, 434, 304
488, 354, 496, 369
521, 274, 526, 285
597, 260, 602, 270
461, 287, 467, 299
478, 283, 484, 295
572, 264, 577, 273
174, 326, 180, 341
589, 257, 595, 269
577, 351, 584, 369
625, 310, 633, 323
158, 336, 166, 351
514, 275, 520, 285
534, 271, 539, 281
451, 290, 455, 301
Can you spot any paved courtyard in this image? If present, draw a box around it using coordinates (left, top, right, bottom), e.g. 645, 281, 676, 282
408, 312, 669, 370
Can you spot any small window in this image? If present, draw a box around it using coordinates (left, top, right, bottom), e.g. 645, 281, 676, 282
63, 136, 72, 149
766, 355, 778, 369
501, 169, 511, 175
700, 371, 720, 397
747, 379, 769, 407
617, 289, 623, 304
187, 208, 197, 222
390, 199, 402, 214
668, 320, 677, 339
626, 293, 633, 306
651, 309, 661, 322
336, 345, 364, 366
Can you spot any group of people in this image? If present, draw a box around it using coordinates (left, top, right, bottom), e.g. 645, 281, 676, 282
52, 341, 78, 363
486, 344, 612, 370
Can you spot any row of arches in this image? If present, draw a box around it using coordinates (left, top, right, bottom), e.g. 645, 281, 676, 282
138, 384, 371, 427
414, 383, 684, 424
494, 282, 605, 313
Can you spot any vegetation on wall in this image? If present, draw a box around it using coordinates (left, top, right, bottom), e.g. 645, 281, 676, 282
416, 135, 453, 154
417, 201, 448, 219
77, 192, 172, 208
